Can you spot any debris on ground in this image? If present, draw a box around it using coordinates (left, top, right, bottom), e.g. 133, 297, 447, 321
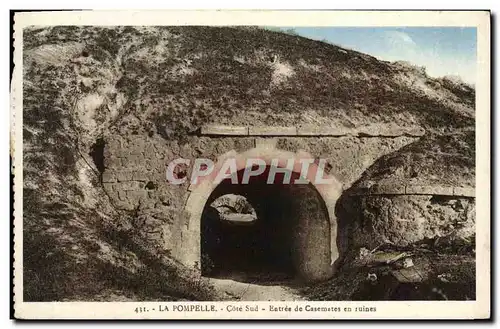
437, 273, 452, 283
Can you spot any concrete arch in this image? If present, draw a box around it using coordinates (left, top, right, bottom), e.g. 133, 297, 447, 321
181, 146, 343, 281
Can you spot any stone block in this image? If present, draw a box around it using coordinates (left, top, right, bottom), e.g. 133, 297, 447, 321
103, 147, 114, 159
115, 199, 135, 211
104, 155, 122, 167
201, 125, 248, 136
357, 127, 401, 137
121, 153, 144, 167
132, 171, 147, 181
117, 190, 127, 201
370, 183, 405, 195
107, 138, 123, 150
255, 138, 278, 149
102, 171, 117, 183
121, 181, 142, 191
248, 126, 297, 136
127, 190, 148, 200
116, 170, 134, 182
144, 143, 157, 156
405, 185, 426, 194
102, 182, 116, 192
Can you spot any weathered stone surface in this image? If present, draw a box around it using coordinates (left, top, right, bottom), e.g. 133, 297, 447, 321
104, 155, 121, 167
127, 189, 148, 200
405, 185, 454, 195
249, 126, 296, 136
101, 171, 117, 183
391, 267, 427, 283
350, 184, 463, 196
22, 25, 476, 302
201, 125, 248, 136
120, 181, 142, 191
117, 190, 127, 201
115, 170, 134, 182
120, 153, 144, 167
277, 136, 417, 188
131, 171, 147, 181
255, 138, 278, 149
346, 195, 476, 249
405, 126, 426, 137
370, 183, 405, 195
357, 124, 402, 137
453, 186, 475, 197
297, 125, 351, 136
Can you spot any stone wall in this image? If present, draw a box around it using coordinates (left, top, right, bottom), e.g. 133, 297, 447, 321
100, 130, 418, 269
341, 193, 475, 250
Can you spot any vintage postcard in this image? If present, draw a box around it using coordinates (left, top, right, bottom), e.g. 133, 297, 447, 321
12, 10, 490, 319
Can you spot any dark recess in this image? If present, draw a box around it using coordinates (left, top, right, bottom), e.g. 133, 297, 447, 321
89, 137, 106, 180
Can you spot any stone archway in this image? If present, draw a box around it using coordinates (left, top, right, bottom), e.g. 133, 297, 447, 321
181, 146, 343, 282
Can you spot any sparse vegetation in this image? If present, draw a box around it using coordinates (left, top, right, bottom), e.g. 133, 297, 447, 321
21, 26, 475, 301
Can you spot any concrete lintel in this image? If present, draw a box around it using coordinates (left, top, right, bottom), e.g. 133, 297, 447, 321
453, 186, 475, 197
349, 187, 371, 196
201, 125, 248, 136
249, 126, 297, 136
405, 185, 454, 195
370, 183, 406, 195
200, 124, 426, 138
350, 184, 474, 197
297, 125, 352, 136
357, 129, 401, 137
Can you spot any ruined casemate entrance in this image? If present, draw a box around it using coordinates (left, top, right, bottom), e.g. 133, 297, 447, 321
200, 166, 332, 283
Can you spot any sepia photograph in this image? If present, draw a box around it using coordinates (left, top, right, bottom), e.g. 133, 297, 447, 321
11, 10, 491, 319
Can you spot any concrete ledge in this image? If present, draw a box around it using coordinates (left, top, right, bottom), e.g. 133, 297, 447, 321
201, 125, 248, 136
453, 187, 475, 197
370, 183, 406, 195
297, 126, 352, 136
249, 126, 297, 136
358, 123, 400, 137
201, 124, 426, 137
350, 184, 474, 197
406, 185, 454, 195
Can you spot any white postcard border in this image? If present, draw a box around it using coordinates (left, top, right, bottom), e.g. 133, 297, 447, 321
12, 10, 491, 320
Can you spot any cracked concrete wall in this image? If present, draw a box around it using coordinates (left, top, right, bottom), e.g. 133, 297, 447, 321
100, 134, 416, 267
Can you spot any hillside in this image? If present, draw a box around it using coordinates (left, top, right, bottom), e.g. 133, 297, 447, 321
351, 131, 475, 189
21, 26, 475, 301
23, 26, 475, 140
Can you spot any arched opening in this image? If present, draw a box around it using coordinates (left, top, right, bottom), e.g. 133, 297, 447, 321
200, 166, 332, 283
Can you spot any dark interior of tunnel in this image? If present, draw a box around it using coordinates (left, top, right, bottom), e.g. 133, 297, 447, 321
200, 166, 331, 283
